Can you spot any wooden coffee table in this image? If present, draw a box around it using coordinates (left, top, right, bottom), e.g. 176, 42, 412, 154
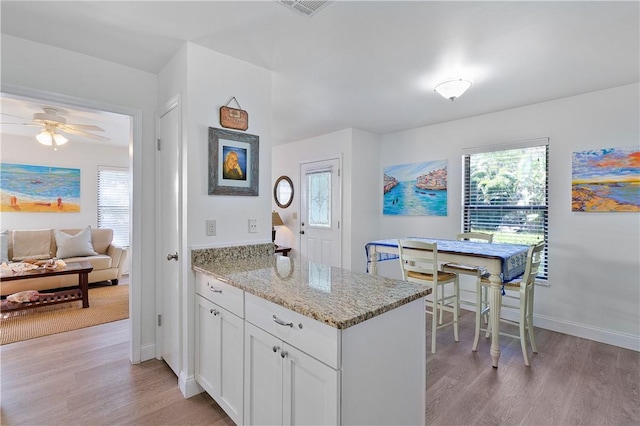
1, 261, 94, 312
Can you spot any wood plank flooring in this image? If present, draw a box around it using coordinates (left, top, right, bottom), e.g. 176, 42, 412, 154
1, 310, 638, 425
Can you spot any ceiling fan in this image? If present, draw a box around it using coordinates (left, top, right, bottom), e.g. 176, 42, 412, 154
1, 106, 110, 149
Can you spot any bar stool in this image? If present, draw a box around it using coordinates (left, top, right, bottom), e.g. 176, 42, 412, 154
480, 242, 545, 366
441, 232, 493, 350
398, 239, 459, 354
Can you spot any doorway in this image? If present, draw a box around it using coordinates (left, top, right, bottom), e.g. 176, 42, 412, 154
0, 86, 140, 360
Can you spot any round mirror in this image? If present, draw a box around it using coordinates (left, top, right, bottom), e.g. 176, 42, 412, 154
274, 176, 294, 208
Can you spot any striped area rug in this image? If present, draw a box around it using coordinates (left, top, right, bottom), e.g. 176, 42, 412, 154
0, 284, 129, 345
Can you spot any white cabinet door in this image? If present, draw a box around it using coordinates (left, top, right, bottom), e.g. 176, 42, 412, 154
283, 344, 339, 426
195, 295, 244, 425
195, 295, 218, 396
244, 322, 283, 426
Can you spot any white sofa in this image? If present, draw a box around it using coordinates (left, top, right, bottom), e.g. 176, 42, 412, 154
1, 227, 127, 296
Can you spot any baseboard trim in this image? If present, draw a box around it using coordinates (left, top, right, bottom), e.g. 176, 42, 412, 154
459, 305, 639, 352
531, 312, 639, 352
140, 343, 156, 362
178, 372, 204, 398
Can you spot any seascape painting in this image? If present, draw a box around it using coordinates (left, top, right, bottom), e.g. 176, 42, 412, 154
571, 146, 640, 212
383, 160, 447, 216
0, 163, 80, 212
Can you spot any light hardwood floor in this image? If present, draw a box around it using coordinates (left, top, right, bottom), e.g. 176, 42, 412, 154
1, 311, 638, 425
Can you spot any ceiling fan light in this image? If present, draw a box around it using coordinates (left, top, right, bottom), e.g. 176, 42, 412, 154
434, 79, 472, 101
53, 133, 68, 145
36, 130, 53, 145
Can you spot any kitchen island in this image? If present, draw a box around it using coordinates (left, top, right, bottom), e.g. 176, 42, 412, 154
192, 246, 430, 426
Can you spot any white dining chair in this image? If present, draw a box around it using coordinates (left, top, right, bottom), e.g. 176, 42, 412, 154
479, 241, 545, 366
398, 239, 459, 354
441, 232, 493, 350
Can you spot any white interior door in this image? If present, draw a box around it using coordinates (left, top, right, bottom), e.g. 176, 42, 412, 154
299, 158, 341, 267
158, 102, 181, 376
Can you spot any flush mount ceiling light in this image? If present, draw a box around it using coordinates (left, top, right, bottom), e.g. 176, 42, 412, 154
434, 79, 472, 101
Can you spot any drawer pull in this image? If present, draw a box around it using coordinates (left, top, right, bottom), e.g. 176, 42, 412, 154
208, 286, 223, 294
272, 345, 280, 353
273, 314, 293, 327
281, 350, 288, 359
210, 308, 219, 316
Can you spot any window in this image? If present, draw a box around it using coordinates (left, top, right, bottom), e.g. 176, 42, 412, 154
97, 166, 130, 248
463, 138, 548, 279
307, 170, 332, 228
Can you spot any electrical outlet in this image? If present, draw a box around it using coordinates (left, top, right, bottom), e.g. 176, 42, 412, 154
248, 219, 258, 233
206, 219, 216, 236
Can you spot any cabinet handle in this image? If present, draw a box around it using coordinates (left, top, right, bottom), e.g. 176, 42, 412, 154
272, 345, 280, 353
281, 350, 288, 359
208, 286, 223, 294
272, 314, 293, 327
211, 309, 219, 316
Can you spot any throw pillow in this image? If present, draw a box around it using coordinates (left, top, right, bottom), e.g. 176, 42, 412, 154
0, 230, 8, 263
55, 226, 98, 258
11, 229, 52, 261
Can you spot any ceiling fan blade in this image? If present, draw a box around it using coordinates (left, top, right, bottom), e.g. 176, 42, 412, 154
0, 112, 31, 121
64, 123, 106, 132
59, 127, 110, 141
0, 122, 41, 127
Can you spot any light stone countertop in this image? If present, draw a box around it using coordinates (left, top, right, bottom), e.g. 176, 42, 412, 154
193, 254, 431, 330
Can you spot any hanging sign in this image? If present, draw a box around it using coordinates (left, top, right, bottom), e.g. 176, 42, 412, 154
220, 97, 248, 131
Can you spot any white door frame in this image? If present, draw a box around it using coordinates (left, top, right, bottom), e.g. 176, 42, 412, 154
2, 83, 143, 362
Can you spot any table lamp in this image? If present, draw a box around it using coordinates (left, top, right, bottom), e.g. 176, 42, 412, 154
272, 211, 284, 242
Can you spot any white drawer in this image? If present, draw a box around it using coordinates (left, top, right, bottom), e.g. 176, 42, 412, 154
245, 292, 340, 369
196, 272, 244, 318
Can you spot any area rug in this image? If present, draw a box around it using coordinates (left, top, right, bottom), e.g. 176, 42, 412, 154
0, 284, 129, 345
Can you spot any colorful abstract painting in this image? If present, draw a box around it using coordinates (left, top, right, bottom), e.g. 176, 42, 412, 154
571, 146, 640, 212
383, 160, 447, 216
0, 163, 80, 212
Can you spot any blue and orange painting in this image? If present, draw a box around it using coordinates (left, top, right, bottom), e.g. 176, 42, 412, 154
383, 160, 448, 216
0, 163, 80, 212
571, 146, 640, 212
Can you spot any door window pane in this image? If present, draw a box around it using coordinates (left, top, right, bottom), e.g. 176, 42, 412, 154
308, 171, 331, 228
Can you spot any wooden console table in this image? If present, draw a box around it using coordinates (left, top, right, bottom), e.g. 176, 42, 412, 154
274, 246, 291, 257
1, 261, 93, 312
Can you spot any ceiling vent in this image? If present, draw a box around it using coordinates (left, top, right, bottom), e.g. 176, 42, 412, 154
277, 0, 332, 17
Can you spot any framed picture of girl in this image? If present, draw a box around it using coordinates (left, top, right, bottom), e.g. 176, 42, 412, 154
208, 127, 259, 196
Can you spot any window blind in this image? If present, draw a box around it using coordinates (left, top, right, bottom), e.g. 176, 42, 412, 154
462, 141, 549, 279
97, 166, 130, 248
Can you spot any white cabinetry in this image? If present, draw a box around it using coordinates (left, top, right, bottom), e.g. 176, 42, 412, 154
195, 271, 426, 426
195, 275, 244, 425
244, 322, 339, 426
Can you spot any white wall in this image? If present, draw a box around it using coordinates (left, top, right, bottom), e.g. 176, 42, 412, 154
1, 135, 128, 230
1, 34, 158, 361
159, 42, 272, 397
272, 128, 352, 267
379, 83, 640, 350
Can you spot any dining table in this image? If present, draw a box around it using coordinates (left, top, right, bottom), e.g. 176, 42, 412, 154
365, 237, 530, 368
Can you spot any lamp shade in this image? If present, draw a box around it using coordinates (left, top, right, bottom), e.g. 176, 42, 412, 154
434, 79, 472, 101
272, 211, 284, 227
36, 130, 69, 147
53, 133, 68, 145
36, 130, 53, 145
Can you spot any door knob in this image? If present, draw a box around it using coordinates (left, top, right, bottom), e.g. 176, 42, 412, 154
166, 252, 178, 261
300, 230, 305, 234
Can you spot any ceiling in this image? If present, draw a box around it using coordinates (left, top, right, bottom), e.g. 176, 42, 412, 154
1, 1, 638, 147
